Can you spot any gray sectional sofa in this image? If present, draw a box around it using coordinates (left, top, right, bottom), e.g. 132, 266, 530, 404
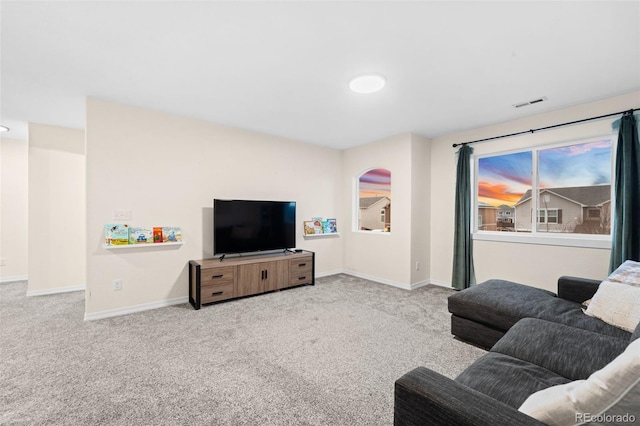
394, 276, 640, 426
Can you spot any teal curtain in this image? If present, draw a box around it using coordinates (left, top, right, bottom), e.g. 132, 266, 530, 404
452, 144, 476, 290
609, 111, 640, 272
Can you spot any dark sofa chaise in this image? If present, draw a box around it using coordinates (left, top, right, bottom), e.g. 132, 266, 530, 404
394, 276, 640, 426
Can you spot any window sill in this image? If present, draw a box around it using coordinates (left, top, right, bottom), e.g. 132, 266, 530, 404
353, 230, 392, 235
473, 231, 611, 249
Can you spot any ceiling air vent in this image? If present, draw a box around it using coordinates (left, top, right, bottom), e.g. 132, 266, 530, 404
513, 96, 548, 109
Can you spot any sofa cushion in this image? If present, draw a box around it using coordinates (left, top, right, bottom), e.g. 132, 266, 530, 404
518, 338, 640, 426
448, 280, 557, 331
584, 280, 640, 332
449, 279, 631, 340
455, 352, 571, 409
491, 318, 629, 380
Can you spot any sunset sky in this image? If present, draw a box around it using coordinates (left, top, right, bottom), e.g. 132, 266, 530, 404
359, 168, 391, 198
477, 139, 612, 206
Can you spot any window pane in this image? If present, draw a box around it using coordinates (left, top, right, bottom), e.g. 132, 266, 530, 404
358, 168, 391, 232
478, 151, 532, 232
536, 140, 612, 234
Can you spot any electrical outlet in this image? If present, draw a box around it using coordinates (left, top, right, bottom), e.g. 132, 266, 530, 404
415, 261, 420, 271
113, 279, 123, 291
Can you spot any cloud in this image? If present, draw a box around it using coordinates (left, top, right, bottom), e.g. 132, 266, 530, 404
478, 181, 525, 205
360, 168, 391, 184
562, 140, 612, 156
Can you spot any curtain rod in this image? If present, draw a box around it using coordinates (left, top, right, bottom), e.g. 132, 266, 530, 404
452, 107, 639, 148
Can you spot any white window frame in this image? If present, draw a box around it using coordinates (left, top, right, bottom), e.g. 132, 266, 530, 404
353, 168, 392, 235
472, 134, 615, 249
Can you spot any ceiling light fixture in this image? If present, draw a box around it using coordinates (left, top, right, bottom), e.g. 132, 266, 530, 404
349, 74, 386, 94
0, 125, 9, 132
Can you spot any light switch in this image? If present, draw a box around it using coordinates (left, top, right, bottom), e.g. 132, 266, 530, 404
113, 210, 132, 221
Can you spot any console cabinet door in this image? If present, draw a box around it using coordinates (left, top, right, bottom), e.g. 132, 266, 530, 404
237, 261, 288, 295
267, 260, 289, 291
237, 263, 264, 297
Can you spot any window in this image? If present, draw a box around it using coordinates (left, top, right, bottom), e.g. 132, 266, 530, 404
537, 208, 560, 224
357, 168, 391, 232
475, 136, 614, 244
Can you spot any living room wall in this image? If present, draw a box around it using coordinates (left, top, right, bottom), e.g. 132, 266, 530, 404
0, 136, 28, 283
27, 124, 86, 295
342, 133, 430, 289
429, 91, 640, 292
85, 98, 343, 319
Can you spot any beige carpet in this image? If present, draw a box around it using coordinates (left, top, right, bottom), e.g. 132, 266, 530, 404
0, 274, 485, 425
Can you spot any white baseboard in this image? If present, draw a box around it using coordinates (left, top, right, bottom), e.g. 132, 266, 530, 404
84, 296, 188, 321
410, 280, 431, 290
83, 272, 447, 321
1, 275, 28, 284
340, 269, 414, 290
315, 269, 344, 278
427, 279, 453, 289
319, 270, 452, 291
26, 285, 85, 297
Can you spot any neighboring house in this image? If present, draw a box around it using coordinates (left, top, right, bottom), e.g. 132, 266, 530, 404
359, 196, 391, 231
496, 204, 515, 231
513, 185, 611, 233
478, 202, 497, 231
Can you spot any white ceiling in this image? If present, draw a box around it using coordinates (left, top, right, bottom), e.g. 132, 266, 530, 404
2, 1, 639, 149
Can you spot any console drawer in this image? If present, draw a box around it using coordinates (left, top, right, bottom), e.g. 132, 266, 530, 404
289, 256, 312, 274
201, 266, 235, 286
289, 272, 312, 286
201, 282, 235, 304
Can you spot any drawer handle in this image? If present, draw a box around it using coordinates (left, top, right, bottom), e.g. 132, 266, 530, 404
298, 276, 307, 280
212, 291, 224, 296
298, 263, 306, 267
211, 274, 224, 279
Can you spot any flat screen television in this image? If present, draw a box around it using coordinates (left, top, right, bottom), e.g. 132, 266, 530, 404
213, 199, 296, 255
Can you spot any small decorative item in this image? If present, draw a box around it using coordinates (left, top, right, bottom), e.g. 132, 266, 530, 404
162, 226, 182, 242
153, 227, 163, 243
323, 218, 337, 234
105, 224, 129, 245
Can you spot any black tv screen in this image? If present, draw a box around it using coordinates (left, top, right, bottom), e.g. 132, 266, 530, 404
214, 199, 296, 255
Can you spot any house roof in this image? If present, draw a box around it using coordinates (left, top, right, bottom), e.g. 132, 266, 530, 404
359, 196, 390, 209
515, 185, 611, 207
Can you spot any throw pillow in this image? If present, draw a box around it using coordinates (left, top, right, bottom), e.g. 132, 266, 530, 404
581, 260, 640, 308
518, 338, 640, 426
582, 260, 640, 309
584, 280, 640, 332
608, 259, 640, 286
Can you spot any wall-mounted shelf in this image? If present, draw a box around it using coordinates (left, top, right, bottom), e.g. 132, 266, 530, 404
104, 242, 183, 250
303, 233, 340, 239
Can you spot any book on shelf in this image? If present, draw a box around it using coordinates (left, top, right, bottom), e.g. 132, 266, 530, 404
323, 218, 337, 234
153, 227, 163, 243
311, 218, 324, 234
129, 227, 153, 244
162, 226, 182, 243
104, 224, 129, 245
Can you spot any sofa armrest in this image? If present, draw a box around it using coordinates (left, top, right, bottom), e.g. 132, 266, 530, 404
557, 276, 602, 304
394, 367, 545, 426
